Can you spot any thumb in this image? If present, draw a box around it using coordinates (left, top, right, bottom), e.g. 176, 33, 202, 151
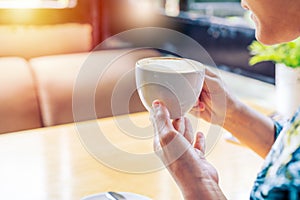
151, 100, 173, 135
194, 132, 206, 155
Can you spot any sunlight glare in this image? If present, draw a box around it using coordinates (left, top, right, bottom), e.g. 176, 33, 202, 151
0, 0, 76, 9
131, 0, 156, 21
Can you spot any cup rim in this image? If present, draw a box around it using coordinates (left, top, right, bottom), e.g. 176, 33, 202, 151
136, 57, 206, 73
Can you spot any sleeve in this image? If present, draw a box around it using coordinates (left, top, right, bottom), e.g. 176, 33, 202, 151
273, 120, 283, 140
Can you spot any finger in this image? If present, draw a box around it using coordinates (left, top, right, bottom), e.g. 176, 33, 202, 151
190, 108, 212, 122
152, 100, 173, 134
205, 68, 218, 78
198, 102, 205, 111
183, 118, 194, 144
152, 100, 178, 147
190, 103, 206, 118
172, 117, 185, 134
200, 90, 212, 110
192, 99, 205, 111
203, 76, 217, 94
153, 132, 163, 156
190, 101, 212, 121
189, 108, 201, 118
194, 132, 206, 155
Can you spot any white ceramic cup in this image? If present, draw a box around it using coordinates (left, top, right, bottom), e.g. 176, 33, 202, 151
135, 57, 205, 119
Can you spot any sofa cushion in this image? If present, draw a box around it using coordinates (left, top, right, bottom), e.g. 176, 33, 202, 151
30, 49, 160, 126
0, 57, 42, 133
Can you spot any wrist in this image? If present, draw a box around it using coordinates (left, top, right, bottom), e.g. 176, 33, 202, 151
223, 95, 245, 128
181, 178, 225, 200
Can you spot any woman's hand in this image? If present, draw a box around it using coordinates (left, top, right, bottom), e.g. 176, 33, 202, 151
190, 68, 275, 158
190, 68, 237, 126
151, 100, 226, 200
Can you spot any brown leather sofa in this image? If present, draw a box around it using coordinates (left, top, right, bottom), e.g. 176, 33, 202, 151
0, 57, 42, 133
0, 49, 160, 134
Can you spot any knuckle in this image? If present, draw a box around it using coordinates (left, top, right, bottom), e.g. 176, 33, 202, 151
153, 141, 162, 155
160, 130, 177, 146
155, 111, 166, 121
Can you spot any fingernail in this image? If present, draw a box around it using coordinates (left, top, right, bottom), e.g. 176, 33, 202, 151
199, 102, 205, 110
179, 117, 185, 132
152, 100, 160, 109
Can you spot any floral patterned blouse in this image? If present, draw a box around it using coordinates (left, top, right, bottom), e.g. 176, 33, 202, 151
250, 107, 300, 199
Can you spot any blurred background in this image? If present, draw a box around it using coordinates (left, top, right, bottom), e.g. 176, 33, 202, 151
0, 0, 275, 83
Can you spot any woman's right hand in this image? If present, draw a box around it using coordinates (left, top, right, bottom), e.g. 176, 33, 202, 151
191, 68, 275, 157
190, 68, 238, 126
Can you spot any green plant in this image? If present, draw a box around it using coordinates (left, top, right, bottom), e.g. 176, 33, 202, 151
248, 37, 300, 68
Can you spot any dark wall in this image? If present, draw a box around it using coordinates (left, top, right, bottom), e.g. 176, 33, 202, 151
102, 1, 275, 83
95, 0, 275, 83
157, 15, 275, 83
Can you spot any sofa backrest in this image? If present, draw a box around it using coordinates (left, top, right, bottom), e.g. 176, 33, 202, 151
0, 23, 92, 59
29, 48, 160, 127
0, 49, 160, 133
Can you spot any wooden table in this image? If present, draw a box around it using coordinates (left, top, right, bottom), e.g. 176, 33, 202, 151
0, 112, 266, 200
0, 71, 275, 200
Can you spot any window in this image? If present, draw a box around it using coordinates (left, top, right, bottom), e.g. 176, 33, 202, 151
159, 0, 246, 19
0, 0, 77, 9
184, 0, 244, 18
193, 0, 239, 2
156, 0, 274, 84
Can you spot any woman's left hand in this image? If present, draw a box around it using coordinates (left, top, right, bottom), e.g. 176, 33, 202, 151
151, 100, 226, 200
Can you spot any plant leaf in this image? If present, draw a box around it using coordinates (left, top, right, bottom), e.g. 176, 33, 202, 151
248, 37, 300, 68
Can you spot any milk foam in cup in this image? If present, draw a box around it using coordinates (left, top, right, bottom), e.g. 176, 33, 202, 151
135, 57, 205, 119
